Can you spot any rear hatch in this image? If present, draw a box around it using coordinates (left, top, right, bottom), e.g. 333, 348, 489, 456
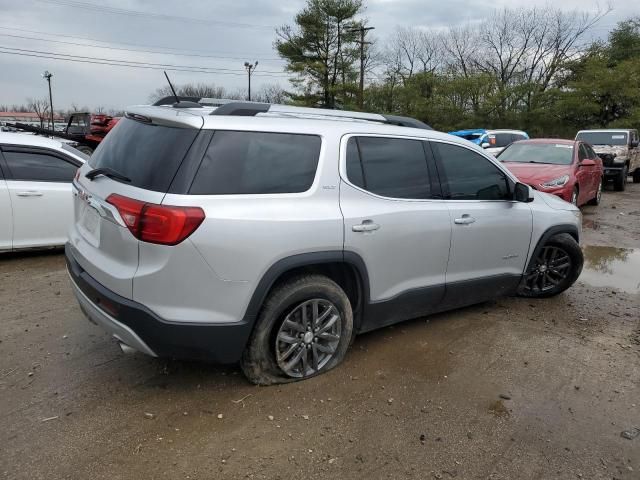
69, 107, 204, 298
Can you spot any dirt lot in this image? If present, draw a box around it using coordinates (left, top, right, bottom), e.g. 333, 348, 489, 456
1, 184, 639, 480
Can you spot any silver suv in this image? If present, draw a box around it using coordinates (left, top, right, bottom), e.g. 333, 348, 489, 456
66, 102, 584, 384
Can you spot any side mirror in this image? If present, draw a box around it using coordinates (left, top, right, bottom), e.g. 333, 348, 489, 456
580, 158, 596, 167
481, 142, 491, 149
514, 182, 534, 203
631, 141, 639, 148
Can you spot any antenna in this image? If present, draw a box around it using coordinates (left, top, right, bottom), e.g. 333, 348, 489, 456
163, 71, 179, 105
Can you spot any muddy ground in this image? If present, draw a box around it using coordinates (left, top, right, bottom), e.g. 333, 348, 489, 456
1, 184, 639, 480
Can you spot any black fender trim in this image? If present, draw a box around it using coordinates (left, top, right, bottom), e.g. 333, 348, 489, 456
525, 224, 580, 273
241, 250, 371, 325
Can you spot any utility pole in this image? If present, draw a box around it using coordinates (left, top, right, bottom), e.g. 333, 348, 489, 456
244, 61, 258, 101
42, 70, 54, 130
348, 25, 374, 109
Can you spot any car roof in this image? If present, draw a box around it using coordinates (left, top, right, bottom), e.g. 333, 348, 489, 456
125, 104, 482, 150
0, 132, 69, 149
487, 129, 528, 135
577, 129, 635, 133
516, 138, 576, 146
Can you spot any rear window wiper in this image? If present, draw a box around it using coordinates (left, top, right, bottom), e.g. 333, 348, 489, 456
85, 167, 132, 183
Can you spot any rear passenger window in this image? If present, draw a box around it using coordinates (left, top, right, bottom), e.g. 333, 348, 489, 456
189, 131, 321, 195
2, 150, 78, 182
432, 142, 510, 200
345, 136, 431, 199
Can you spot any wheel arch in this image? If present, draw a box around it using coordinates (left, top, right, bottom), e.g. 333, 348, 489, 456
241, 251, 370, 331
526, 224, 580, 273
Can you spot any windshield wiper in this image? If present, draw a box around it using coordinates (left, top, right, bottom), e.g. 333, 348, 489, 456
85, 167, 132, 183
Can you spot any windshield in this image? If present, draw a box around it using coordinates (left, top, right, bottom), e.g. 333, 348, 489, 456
498, 143, 574, 165
576, 132, 628, 146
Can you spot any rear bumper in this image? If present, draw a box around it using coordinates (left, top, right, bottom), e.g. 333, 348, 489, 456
65, 244, 252, 364
603, 167, 624, 177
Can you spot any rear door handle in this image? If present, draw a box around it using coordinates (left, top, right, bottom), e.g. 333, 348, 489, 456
454, 214, 476, 225
16, 191, 43, 197
352, 220, 380, 232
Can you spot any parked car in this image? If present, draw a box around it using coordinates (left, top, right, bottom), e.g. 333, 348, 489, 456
448, 129, 529, 155
497, 139, 604, 207
66, 102, 583, 385
0, 132, 87, 251
575, 129, 640, 191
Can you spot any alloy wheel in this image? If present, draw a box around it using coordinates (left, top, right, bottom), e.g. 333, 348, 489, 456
524, 246, 573, 293
275, 299, 341, 378
596, 180, 602, 203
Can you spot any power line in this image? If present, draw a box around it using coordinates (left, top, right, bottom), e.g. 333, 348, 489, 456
0, 26, 283, 61
0, 32, 286, 64
0, 47, 290, 77
36, 0, 275, 29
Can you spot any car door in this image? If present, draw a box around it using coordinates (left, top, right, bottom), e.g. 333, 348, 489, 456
0, 158, 12, 250
576, 143, 595, 204
340, 135, 451, 331
583, 143, 603, 197
630, 130, 640, 173
429, 140, 533, 309
1, 146, 80, 249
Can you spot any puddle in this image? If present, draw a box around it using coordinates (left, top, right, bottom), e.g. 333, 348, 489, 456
579, 246, 640, 294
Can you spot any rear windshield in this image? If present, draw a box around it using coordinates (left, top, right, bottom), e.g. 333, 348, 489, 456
498, 143, 574, 165
89, 117, 199, 192
189, 131, 321, 195
576, 132, 628, 146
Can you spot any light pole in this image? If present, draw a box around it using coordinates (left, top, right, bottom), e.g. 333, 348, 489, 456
42, 70, 54, 130
347, 25, 374, 109
244, 61, 258, 101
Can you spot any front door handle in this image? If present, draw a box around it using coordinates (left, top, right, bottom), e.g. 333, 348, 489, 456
352, 220, 380, 232
454, 214, 476, 225
16, 191, 43, 197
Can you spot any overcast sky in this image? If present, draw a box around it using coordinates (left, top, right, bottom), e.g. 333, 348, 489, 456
0, 0, 633, 111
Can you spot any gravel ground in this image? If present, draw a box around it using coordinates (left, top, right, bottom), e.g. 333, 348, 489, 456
1, 183, 639, 480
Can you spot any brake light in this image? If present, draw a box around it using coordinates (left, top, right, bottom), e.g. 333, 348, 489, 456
106, 194, 205, 246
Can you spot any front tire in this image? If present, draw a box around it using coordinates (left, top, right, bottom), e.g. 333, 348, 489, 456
241, 274, 353, 385
614, 166, 628, 191
518, 234, 583, 298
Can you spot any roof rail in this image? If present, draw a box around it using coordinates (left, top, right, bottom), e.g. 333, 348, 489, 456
152, 96, 238, 108
209, 102, 432, 130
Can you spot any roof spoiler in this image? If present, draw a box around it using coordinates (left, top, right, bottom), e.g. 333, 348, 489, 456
209, 102, 433, 130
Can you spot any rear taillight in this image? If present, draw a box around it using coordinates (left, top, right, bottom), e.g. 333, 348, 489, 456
106, 194, 205, 246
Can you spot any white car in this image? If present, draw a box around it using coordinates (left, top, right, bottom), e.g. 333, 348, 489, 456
481, 130, 529, 156
0, 133, 87, 251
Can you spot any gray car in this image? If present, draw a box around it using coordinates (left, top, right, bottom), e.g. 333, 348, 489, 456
66, 102, 584, 384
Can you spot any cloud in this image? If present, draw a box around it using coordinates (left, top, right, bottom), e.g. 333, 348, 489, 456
0, 0, 633, 110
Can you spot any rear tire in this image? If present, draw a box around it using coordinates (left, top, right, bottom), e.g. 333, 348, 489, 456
241, 274, 353, 385
614, 166, 628, 191
633, 168, 640, 184
518, 233, 583, 298
587, 178, 603, 205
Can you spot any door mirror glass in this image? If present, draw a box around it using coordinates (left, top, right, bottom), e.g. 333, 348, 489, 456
631, 140, 639, 148
514, 182, 534, 203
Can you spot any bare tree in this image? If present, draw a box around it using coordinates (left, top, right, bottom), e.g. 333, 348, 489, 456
384, 26, 443, 84
149, 83, 232, 102
27, 97, 50, 128
253, 83, 289, 104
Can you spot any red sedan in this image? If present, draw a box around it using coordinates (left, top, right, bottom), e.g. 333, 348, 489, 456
497, 139, 604, 206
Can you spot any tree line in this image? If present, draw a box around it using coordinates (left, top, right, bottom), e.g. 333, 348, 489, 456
275, 0, 640, 138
